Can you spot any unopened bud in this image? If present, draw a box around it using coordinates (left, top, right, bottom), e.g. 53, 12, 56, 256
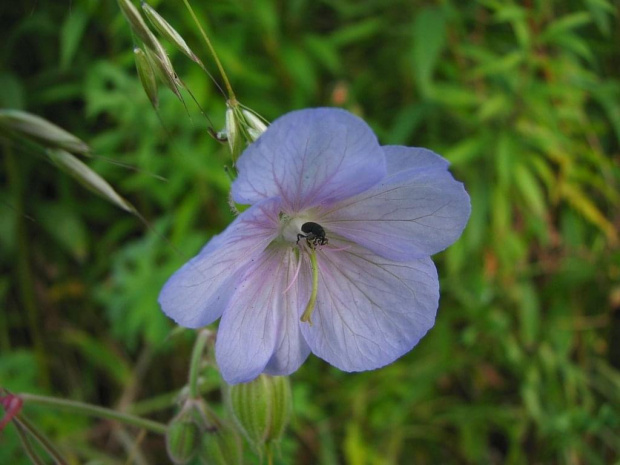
241, 109, 268, 141
266, 375, 292, 442
166, 409, 201, 465
0, 110, 90, 155
225, 107, 242, 162
227, 375, 292, 451
199, 422, 244, 465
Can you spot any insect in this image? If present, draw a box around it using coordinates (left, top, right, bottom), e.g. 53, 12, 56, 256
297, 222, 328, 247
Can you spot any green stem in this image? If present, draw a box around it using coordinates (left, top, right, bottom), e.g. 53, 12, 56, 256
4, 141, 50, 387
189, 329, 211, 399
13, 420, 46, 465
300, 249, 319, 325
18, 393, 167, 435
181, 0, 236, 100
14, 415, 69, 465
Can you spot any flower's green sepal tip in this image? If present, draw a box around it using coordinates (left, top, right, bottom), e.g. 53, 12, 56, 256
235, 203, 250, 214
227, 375, 292, 454
166, 409, 201, 464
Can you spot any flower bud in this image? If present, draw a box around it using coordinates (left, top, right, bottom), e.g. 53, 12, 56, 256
266, 375, 292, 442
241, 109, 268, 141
199, 423, 244, 465
227, 375, 292, 451
225, 106, 242, 162
166, 409, 201, 464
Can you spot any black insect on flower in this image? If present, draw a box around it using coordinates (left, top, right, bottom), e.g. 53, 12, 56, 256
296, 222, 328, 247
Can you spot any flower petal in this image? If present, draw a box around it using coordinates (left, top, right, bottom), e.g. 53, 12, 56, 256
320, 146, 470, 261
216, 248, 311, 384
158, 197, 281, 328
300, 245, 439, 372
232, 108, 386, 211
383, 145, 449, 174
264, 252, 312, 376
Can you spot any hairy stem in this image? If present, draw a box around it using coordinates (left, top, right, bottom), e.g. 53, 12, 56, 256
18, 393, 167, 435
189, 329, 211, 399
14, 415, 69, 465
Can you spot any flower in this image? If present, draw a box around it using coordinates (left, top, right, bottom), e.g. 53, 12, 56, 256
159, 108, 470, 384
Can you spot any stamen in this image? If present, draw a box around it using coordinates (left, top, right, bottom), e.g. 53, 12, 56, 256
282, 251, 303, 294
300, 248, 319, 326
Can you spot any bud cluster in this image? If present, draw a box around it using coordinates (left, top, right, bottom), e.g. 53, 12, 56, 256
223, 103, 269, 163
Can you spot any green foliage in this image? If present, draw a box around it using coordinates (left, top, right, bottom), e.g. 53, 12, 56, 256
1, 0, 619, 463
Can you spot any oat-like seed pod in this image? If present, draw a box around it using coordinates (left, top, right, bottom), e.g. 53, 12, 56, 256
144, 46, 183, 101
141, 2, 202, 64
134, 47, 159, 108
117, 0, 158, 52
0, 110, 91, 155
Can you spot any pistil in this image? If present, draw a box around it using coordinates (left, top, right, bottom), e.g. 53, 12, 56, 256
300, 248, 319, 326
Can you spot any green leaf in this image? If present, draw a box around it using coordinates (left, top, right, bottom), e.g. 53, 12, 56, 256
562, 183, 618, 243
542, 12, 592, 40
60, 7, 88, 70
546, 33, 594, 62
304, 35, 341, 74
443, 135, 487, 166
429, 83, 479, 107
386, 103, 427, 144
514, 163, 546, 216
412, 8, 447, 96
35, 203, 89, 262
584, 0, 615, 35
281, 44, 317, 98
496, 132, 516, 189
328, 18, 384, 47
478, 93, 511, 122
516, 283, 540, 346
473, 51, 524, 77
61, 328, 133, 386
0, 73, 25, 108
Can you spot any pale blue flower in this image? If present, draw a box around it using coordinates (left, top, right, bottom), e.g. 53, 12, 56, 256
159, 108, 470, 384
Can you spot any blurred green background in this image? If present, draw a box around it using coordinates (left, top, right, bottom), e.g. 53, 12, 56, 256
1, 0, 619, 463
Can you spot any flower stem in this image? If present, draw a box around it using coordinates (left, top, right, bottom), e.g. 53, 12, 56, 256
300, 248, 319, 326
189, 329, 211, 399
18, 393, 167, 435
181, 0, 236, 100
13, 420, 46, 465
